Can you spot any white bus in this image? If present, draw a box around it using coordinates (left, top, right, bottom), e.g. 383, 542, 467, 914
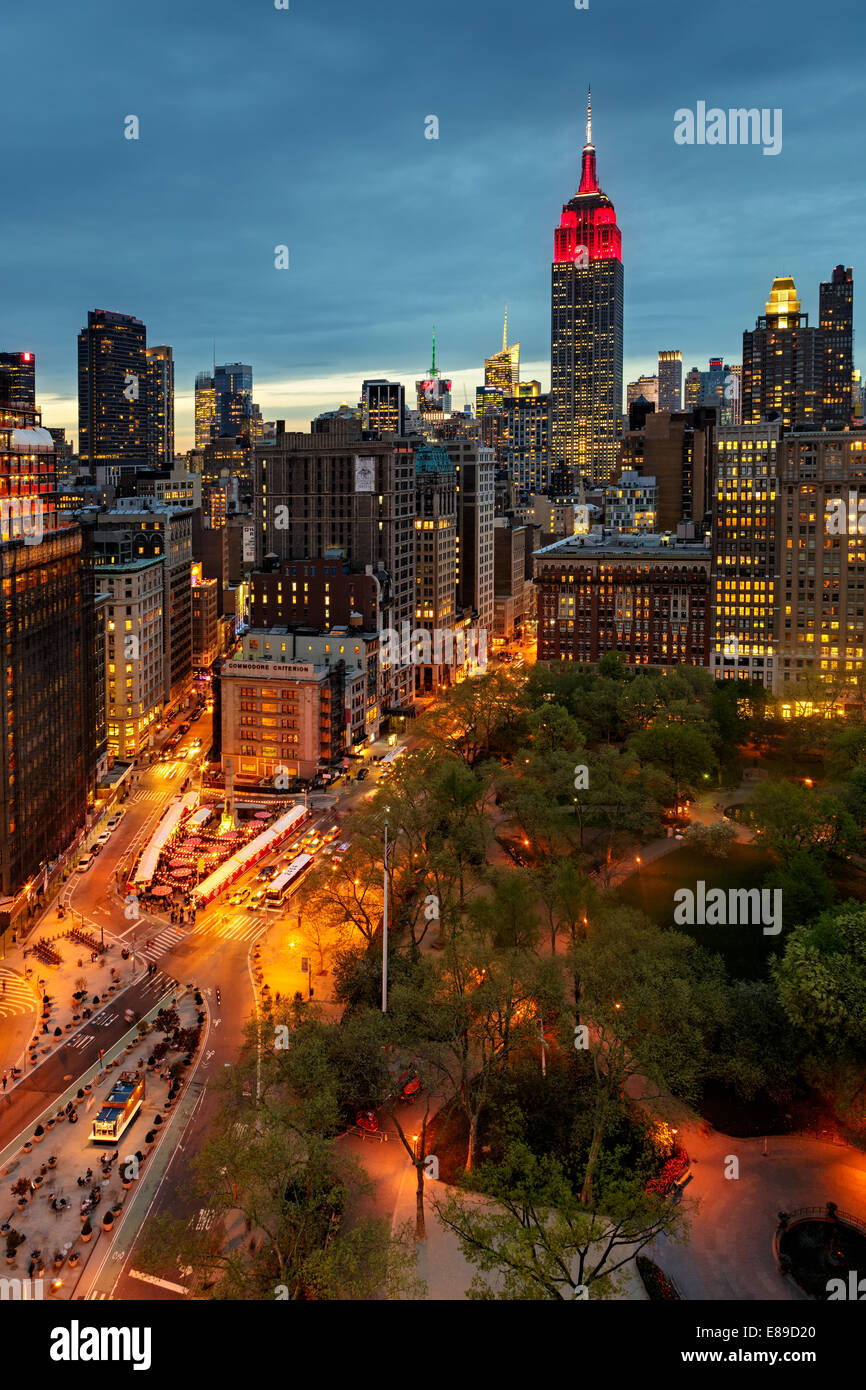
265, 853, 313, 907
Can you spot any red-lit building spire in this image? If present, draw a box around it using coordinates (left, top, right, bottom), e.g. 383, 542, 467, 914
579, 86, 598, 194
553, 88, 621, 265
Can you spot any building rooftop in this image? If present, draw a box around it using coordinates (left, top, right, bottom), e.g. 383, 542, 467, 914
535, 531, 711, 562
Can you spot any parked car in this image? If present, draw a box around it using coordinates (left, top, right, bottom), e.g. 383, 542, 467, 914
76, 856, 94, 874
107, 809, 125, 831
356, 768, 369, 781
95, 830, 111, 846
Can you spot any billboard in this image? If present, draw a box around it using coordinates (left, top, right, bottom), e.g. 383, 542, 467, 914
355, 457, 376, 493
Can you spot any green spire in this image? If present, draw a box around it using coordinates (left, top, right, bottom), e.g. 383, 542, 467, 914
431, 325, 436, 377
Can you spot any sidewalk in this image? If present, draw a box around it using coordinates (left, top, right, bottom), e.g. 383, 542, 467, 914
0, 920, 134, 1093
0, 986, 202, 1299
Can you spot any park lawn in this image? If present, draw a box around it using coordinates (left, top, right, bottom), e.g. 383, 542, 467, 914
615, 843, 782, 980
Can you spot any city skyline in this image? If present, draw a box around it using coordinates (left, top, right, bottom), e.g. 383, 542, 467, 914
3, 1, 862, 449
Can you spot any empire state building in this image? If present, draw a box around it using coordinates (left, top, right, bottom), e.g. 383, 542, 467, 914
550, 92, 623, 487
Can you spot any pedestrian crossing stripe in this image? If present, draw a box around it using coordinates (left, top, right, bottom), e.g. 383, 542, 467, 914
0, 969, 36, 1019
135, 927, 187, 962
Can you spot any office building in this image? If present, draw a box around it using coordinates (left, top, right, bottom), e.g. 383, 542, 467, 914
91, 500, 193, 709
684, 367, 702, 410
819, 265, 854, 426
741, 277, 822, 429
504, 389, 550, 493
191, 566, 220, 672
711, 421, 783, 687
627, 375, 659, 409
550, 92, 624, 488
657, 351, 682, 412
219, 632, 347, 782
254, 418, 415, 711
78, 310, 149, 474
195, 363, 258, 448
414, 445, 458, 692
438, 437, 495, 632
362, 380, 405, 436
0, 400, 101, 916
620, 409, 713, 532
777, 430, 866, 698
0, 351, 36, 407
485, 310, 520, 393
145, 345, 175, 467
605, 469, 658, 533
494, 520, 533, 640
250, 555, 380, 631
535, 532, 712, 668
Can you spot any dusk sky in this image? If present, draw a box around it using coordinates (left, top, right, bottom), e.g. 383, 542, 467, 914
4, 0, 864, 448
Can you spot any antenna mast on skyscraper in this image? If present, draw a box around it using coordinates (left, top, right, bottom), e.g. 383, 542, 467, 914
503, 304, 508, 353
586, 86, 592, 146
431, 326, 436, 377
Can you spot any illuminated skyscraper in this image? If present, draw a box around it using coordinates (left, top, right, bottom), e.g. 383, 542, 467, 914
626, 375, 658, 408
145, 345, 175, 466
77, 310, 148, 473
195, 371, 217, 450
416, 330, 452, 417
0, 351, 36, 407
819, 265, 853, 426
550, 91, 623, 488
195, 363, 257, 447
741, 276, 822, 428
657, 351, 682, 412
485, 308, 520, 393
684, 367, 702, 410
362, 379, 405, 435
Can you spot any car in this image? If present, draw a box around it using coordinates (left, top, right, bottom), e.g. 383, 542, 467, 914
248, 887, 267, 909
334, 842, 350, 856
228, 886, 251, 906
306, 837, 322, 853
76, 856, 94, 874
107, 809, 125, 831
356, 768, 369, 781
324, 825, 339, 843
95, 830, 111, 846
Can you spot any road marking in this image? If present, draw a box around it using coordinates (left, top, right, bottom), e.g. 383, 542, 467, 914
128, 1268, 189, 1295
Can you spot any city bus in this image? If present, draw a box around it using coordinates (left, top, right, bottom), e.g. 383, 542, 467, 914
265, 853, 313, 907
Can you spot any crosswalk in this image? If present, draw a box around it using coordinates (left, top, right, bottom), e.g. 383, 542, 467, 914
192, 912, 265, 944
131, 789, 166, 805
134, 926, 188, 962
0, 969, 36, 1019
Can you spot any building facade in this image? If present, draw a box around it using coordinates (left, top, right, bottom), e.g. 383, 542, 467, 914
711, 422, 782, 687
535, 533, 712, 668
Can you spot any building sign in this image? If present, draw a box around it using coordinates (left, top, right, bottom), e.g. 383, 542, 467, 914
226, 661, 315, 678
355, 457, 376, 493
242, 526, 255, 562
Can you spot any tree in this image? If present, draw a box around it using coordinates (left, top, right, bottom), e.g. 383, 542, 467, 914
629, 720, 716, 801
436, 1141, 687, 1300
683, 820, 736, 857
773, 902, 866, 1057
568, 905, 725, 1204
749, 780, 859, 862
